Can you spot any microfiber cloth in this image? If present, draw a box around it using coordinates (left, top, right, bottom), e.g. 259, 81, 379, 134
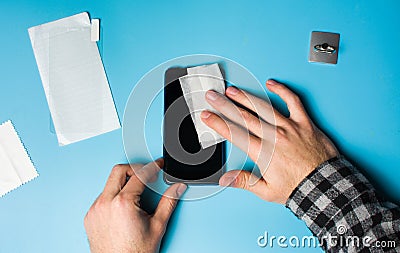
0, 121, 38, 197
179, 63, 226, 149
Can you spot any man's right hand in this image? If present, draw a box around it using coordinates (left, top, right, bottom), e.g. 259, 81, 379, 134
201, 79, 339, 204
84, 159, 187, 253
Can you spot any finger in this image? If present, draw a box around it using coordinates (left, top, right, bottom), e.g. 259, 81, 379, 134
201, 111, 262, 162
120, 159, 163, 197
237, 107, 273, 138
103, 164, 136, 199
219, 170, 270, 201
225, 86, 285, 125
135, 158, 163, 185
205, 90, 274, 138
266, 80, 309, 123
153, 183, 187, 226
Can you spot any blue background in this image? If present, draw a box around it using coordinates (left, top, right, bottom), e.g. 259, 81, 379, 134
0, 0, 399, 252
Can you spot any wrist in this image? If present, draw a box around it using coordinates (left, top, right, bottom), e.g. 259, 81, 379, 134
287, 155, 343, 206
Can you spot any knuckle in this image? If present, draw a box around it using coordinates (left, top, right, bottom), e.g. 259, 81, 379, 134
251, 139, 262, 154
241, 109, 259, 127
219, 96, 230, 107
165, 205, 175, 218
111, 164, 123, 174
292, 93, 301, 103
283, 119, 296, 131
254, 119, 263, 132
220, 121, 233, 140
236, 173, 249, 190
201, 113, 214, 125
290, 94, 302, 108
240, 110, 250, 125
252, 143, 264, 163
93, 196, 106, 210
212, 93, 228, 107
113, 193, 138, 208
164, 198, 177, 214
203, 114, 219, 127
118, 191, 130, 201
168, 198, 177, 210
113, 194, 128, 208
240, 108, 251, 120
275, 127, 288, 143
302, 119, 314, 131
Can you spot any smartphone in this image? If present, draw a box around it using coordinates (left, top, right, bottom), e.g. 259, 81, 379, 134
163, 66, 225, 184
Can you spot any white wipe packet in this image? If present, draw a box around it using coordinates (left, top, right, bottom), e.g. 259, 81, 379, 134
0, 121, 38, 197
179, 63, 226, 149
28, 12, 120, 146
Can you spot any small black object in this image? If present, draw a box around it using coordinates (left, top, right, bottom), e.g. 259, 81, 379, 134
314, 42, 336, 54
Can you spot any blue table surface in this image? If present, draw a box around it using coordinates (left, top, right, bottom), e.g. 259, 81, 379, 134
1, 1, 399, 252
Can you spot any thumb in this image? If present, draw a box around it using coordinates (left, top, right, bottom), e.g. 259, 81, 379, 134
153, 183, 187, 226
219, 170, 269, 200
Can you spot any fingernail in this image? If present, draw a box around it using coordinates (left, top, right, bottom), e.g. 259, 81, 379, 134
176, 183, 187, 196
266, 80, 277, 86
200, 110, 211, 119
219, 176, 236, 187
206, 90, 219, 101
226, 86, 239, 95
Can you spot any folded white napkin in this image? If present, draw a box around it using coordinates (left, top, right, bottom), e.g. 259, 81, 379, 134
0, 121, 38, 197
179, 63, 226, 149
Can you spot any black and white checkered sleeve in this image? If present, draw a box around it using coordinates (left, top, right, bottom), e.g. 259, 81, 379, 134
286, 156, 400, 252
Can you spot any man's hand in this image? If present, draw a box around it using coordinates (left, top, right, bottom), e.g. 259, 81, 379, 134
84, 159, 187, 253
201, 80, 338, 204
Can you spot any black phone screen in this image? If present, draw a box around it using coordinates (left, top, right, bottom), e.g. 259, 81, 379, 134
163, 67, 225, 184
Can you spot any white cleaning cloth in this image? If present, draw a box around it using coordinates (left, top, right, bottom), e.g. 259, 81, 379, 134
0, 121, 38, 197
179, 63, 226, 149
28, 12, 120, 146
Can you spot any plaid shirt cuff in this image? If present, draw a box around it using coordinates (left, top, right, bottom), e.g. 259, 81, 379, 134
285, 156, 400, 252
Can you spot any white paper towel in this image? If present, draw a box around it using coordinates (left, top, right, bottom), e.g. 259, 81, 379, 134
0, 121, 38, 197
28, 12, 120, 146
179, 63, 226, 149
